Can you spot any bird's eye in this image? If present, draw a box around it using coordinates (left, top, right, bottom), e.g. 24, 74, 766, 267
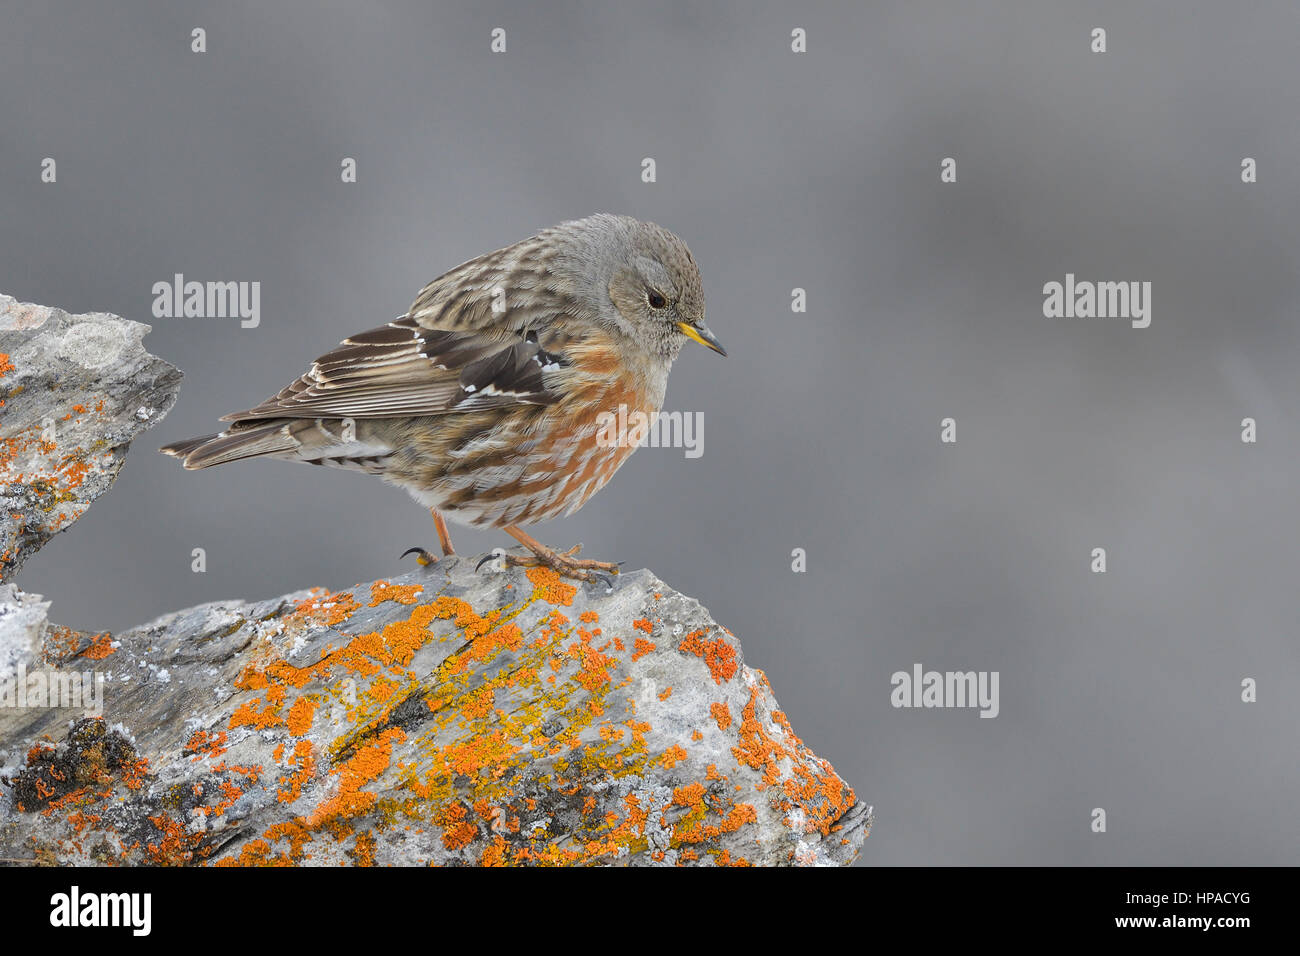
647, 290, 667, 309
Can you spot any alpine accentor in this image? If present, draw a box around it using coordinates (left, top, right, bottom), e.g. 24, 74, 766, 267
161, 213, 725, 581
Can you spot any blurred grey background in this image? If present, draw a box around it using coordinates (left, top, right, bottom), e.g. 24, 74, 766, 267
3, 1, 1298, 865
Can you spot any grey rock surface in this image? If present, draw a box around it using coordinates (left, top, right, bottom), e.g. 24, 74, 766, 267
0, 294, 181, 582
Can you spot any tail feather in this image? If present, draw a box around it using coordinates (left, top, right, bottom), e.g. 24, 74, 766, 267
160, 422, 297, 469
161, 417, 395, 472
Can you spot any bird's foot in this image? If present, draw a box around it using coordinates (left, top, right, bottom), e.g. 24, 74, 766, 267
400, 547, 440, 567
401, 510, 458, 567
477, 542, 620, 586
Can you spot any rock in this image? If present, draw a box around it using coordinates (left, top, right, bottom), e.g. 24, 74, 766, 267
0, 583, 48, 680
0, 560, 870, 866
0, 294, 182, 582
0, 294, 870, 867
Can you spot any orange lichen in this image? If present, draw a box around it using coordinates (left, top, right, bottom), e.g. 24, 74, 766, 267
349, 831, 377, 866
568, 640, 614, 692
428, 731, 517, 780
710, 702, 732, 731
285, 697, 317, 736
81, 633, 116, 660
310, 728, 404, 826
479, 835, 509, 866
658, 686, 673, 701
660, 745, 687, 769
120, 756, 151, 791
267, 597, 478, 689
526, 566, 576, 606
729, 686, 856, 836
674, 803, 756, 845
229, 696, 285, 731
732, 689, 784, 787
633, 618, 653, 634
678, 629, 737, 684
57, 458, 91, 491
781, 764, 851, 837
436, 802, 478, 851
234, 664, 269, 691
672, 782, 706, 807
369, 580, 424, 606
714, 848, 752, 867
40, 625, 83, 663
185, 730, 229, 762
366, 676, 400, 704
190, 765, 259, 821
286, 590, 362, 630
462, 686, 496, 720
463, 622, 523, 664
217, 818, 313, 866
276, 741, 316, 804
144, 813, 211, 865
631, 637, 655, 661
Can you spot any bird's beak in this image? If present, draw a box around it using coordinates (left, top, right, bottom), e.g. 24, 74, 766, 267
677, 320, 727, 356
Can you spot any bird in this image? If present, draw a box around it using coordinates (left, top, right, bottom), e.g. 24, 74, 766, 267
160, 213, 726, 582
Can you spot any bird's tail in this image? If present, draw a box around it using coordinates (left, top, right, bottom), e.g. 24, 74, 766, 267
161, 417, 395, 473
159, 422, 299, 470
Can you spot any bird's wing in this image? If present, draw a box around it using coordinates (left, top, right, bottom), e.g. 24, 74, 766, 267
221, 315, 572, 420
221, 246, 577, 421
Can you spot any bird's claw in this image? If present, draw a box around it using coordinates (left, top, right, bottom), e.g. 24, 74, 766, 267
475, 549, 507, 573
400, 547, 439, 567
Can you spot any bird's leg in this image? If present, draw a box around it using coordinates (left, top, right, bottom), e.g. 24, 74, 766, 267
432, 509, 456, 556
401, 508, 457, 566
494, 524, 620, 583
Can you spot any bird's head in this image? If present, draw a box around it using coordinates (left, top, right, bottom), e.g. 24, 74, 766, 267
561, 214, 726, 360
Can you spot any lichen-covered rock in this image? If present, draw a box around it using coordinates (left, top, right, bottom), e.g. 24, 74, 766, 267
0, 294, 181, 581
0, 560, 871, 866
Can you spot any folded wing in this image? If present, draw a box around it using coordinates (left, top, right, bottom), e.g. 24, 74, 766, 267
222, 315, 570, 421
